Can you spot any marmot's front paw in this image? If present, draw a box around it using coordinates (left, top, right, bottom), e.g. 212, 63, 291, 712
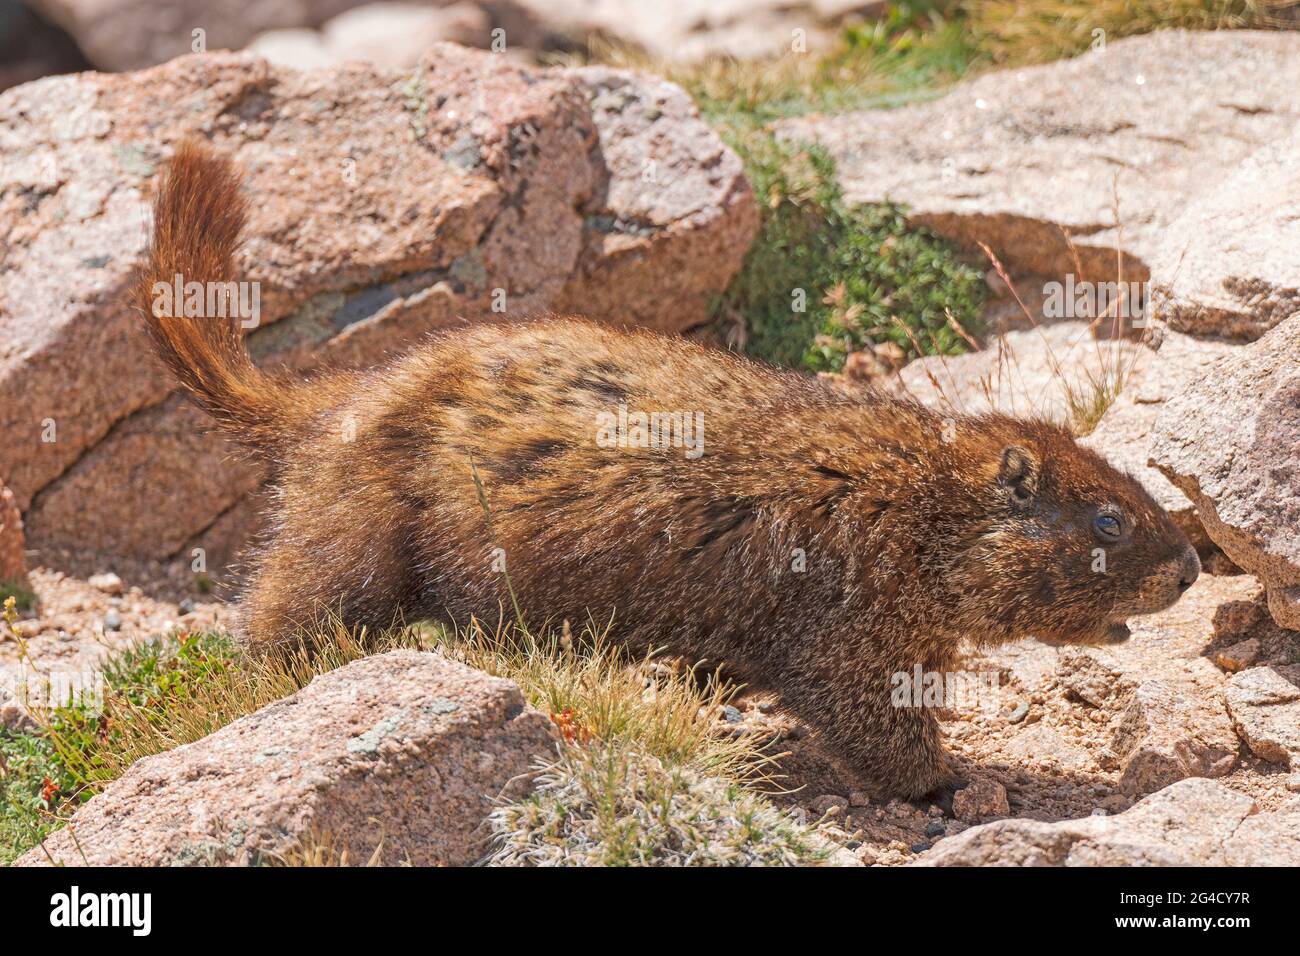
917, 775, 969, 816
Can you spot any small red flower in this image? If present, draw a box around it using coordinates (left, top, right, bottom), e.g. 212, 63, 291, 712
40, 776, 60, 806
549, 708, 592, 745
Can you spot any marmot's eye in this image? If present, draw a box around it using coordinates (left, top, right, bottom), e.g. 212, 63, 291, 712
1093, 514, 1122, 539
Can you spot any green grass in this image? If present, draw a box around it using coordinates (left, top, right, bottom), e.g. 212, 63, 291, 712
652, 0, 1291, 123
1, 609, 798, 865
0, 580, 35, 612
601, 2, 985, 126
587, 2, 1291, 125
964, 0, 1291, 66
588, 4, 990, 373
705, 126, 986, 373
0, 626, 240, 864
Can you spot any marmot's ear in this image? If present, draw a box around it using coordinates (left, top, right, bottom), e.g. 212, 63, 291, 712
998, 445, 1038, 501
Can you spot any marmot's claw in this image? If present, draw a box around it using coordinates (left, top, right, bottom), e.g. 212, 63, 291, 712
919, 775, 969, 816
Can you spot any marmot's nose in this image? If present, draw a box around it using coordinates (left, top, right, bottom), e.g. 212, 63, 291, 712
1178, 548, 1201, 591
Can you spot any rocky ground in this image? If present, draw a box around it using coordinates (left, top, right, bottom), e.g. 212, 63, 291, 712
728, 570, 1300, 865
6, 555, 1297, 866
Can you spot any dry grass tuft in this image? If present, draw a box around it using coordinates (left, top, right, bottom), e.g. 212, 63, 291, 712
80, 621, 425, 782
484, 740, 837, 867
39, 614, 766, 790
13, 611, 800, 865
263, 827, 389, 867
965, 0, 1297, 65
13, 604, 782, 842
419, 618, 765, 782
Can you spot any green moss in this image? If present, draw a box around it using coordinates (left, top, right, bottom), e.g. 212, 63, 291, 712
651, 5, 989, 374
711, 127, 986, 373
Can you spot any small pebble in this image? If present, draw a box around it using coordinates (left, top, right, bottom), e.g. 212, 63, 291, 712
103, 609, 123, 632
178, 598, 195, 615
1286, 774, 1300, 794
924, 819, 945, 838
1007, 701, 1030, 724
1213, 638, 1259, 673
910, 841, 931, 853
720, 705, 743, 724
952, 779, 1010, 823
88, 572, 123, 596
810, 794, 849, 817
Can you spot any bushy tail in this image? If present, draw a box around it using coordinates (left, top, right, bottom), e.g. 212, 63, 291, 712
133, 140, 302, 455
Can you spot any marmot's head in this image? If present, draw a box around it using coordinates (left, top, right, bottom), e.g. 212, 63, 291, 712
941, 417, 1198, 647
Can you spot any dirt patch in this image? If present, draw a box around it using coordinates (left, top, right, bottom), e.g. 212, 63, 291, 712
1, 568, 225, 727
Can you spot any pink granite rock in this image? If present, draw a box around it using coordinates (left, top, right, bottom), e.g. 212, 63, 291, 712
1149, 314, 1300, 629
16, 650, 559, 866
916, 778, 1299, 866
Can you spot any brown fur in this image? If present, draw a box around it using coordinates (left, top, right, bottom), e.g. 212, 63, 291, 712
136, 142, 1200, 799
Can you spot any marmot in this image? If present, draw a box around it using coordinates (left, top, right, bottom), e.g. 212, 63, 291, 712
135, 142, 1200, 799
